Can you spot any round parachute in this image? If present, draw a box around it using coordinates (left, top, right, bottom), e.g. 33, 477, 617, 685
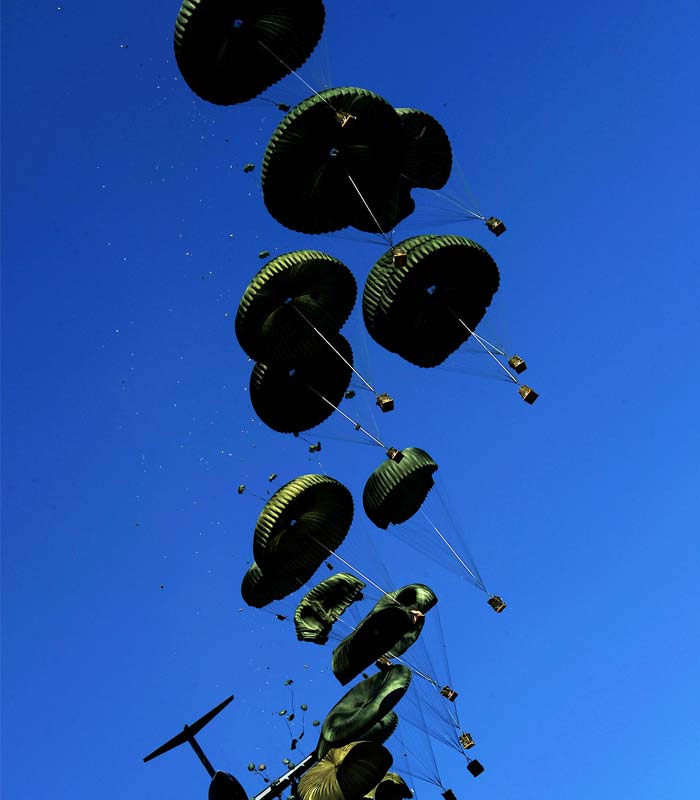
363, 236, 500, 367
365, 773, 413, 800
250, 334, 354, 434
373, 584, 438, 658
174, 0, 325, 105
295, 572, 366, 644
235, 251, 357, 366
319, 666, 410, 756
395, 109, 452, 190
363, 448, 438, 530
253, 475, 354, 578
298, 742, 393, 800
261, 88, 407, 234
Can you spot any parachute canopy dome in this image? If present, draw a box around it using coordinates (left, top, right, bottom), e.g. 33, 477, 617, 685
253, 475, 354, 579
365, 773, 413, 800
295, 572, 366, 644
261, 88, 408, 234
298, 742, 393, 800
395, 109, 452, 190
332, 605, 416, 685
319, 666, 411, 756
209, 771, 248, 800
250, 334, 354, 434
363, 236, 500, 368
174, 0, 326, 105
363, 448, 438, 530
235, 251, 357, 366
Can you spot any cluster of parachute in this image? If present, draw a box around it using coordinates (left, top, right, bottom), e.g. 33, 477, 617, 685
141, 2, 539, 799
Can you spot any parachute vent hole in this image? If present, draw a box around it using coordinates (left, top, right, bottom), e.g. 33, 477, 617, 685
427, 285, 437, 295
329, 147, 340, 158
288, 368, 296, 378
233, 18, 244, 28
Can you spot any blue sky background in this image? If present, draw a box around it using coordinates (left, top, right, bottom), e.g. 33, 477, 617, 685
3, 1, 700, 799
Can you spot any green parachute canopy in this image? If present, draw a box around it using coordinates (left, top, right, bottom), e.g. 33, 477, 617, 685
295, 573, 366, 644
298, 742, 393, 800
372, 584, 438, 658
262, 87, 407, 234
319, 666, 410, 757
174, 0, 325, 105
250, 334, 354, 434
253, 474, 354, 579
363, 448, 438, 530
363, 236, 500, 367
365, 773, 413, 800
395, 109, 452, 190
331, 604, 417, 685
235, 251, 357, 367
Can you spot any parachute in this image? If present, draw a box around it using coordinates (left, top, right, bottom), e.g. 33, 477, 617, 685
330, 586, 436, 686
235, 251, 357, 366
297, 742, 393, 800
241, 474, 353, 608
173, 0, 326, 106
363, 449, 438, 530
250, 334, 354, 434
364, 772, 413, 800
261, 88, 452, 235
363, 236, 500, 368
318, 666, 411, 757
294, 573, 366, 644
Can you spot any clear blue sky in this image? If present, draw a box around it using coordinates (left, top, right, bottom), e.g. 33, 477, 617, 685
3, 2, 700, 799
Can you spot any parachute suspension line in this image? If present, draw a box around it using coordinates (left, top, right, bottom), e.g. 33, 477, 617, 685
291, 305, 378, 396
468, 330, 506, 357
344, 170, 395, 248
254, 39, 335, 111
422, 186, 485, 222
303, 383, 386, 449
449, 311, 519, 384
417, 507, 486, 592
306, 533, 391, 599
388, 652, 440, 689
430, 483, 485, 590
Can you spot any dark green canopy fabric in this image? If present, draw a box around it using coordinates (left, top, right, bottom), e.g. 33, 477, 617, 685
261, 88, 407, 234
295, 573, 366, 644
365, 773, 413, 800
395, 109, 452, 190
174, 0, 325, 105
208, 771, 248, 800
240, 560, 312, 608
319, 667, 410, 756
332, 606, 415, 685
361, 711, 399, 747
363, 448, 438, 530
236, 251, 357, 366
372, 584, 438, 658
250, 334, 354, 434
298, 742, 393, 800
363, 235, 500, 367
253, 475, 354, 579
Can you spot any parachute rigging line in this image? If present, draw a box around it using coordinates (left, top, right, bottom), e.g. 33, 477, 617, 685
417, 507, 486, 592
450, 313, 519, 384
254, 38, 336, 112
303, 383, 386, 449
291, 305, 378, 396
344, 170, 394, 247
